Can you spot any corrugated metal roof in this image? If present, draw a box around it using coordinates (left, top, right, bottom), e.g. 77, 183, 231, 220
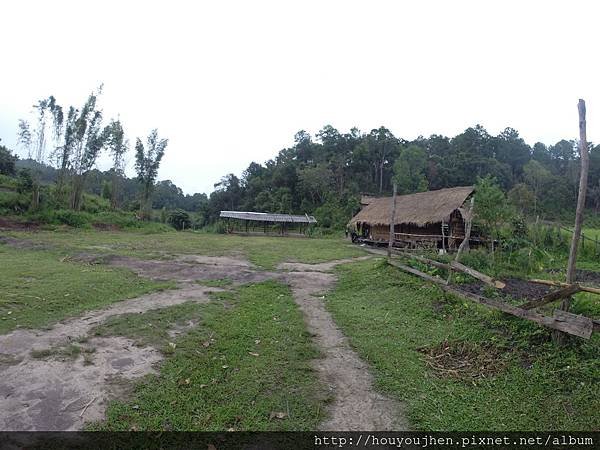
220, 211, 317, 224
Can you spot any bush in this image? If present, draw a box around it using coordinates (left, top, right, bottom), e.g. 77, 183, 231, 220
81, 194, 111, 214
0, 190, 30, 213
53, 210, 94, 227
167, 209, 192, 231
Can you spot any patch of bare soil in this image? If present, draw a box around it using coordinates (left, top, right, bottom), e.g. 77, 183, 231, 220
418, 339, 509, 381
108, 255, 275, 284
574, 269, 600, 286
457, 278, 552, 301
282, 258, 408, 431
0, 236, 48, 250
277, 256, 372, 272
0, 281, 220, 431
91, 223, 121, 231
0, 217, 41, 231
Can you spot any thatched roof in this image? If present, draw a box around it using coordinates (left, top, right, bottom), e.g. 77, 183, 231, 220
348, 186, 474, 227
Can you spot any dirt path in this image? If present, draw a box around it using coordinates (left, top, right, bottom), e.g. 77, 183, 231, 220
279, 259, 407, 431
0, 284, 219, 430
0, 251, 407, 431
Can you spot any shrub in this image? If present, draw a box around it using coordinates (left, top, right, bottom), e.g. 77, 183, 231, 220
167, 209, 192, 231
0, 191, 29, 213
53, 210, 93, 227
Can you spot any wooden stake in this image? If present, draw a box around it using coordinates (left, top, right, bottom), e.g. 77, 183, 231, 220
555, 99, 590, 344
387, 183, 397, 258
566, 99, 590, 284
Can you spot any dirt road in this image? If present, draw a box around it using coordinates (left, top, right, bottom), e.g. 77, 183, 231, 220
0, 252, 407, 431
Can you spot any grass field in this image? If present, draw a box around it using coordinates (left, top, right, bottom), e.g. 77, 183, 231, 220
325, 259, 600, 430
5, 229, 364, 269
1, 229, 599, 431
0, 244, 172, 334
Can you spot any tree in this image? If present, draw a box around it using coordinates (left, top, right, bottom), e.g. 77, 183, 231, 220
393, 145, 428, 194
507, 183, 534, 214
523, 160, 551, 215
68, 89, 109, 210
0, 142, 17, 175
474, 176, 510, 250
135, 129, 168, 218
104, 119, 128, 208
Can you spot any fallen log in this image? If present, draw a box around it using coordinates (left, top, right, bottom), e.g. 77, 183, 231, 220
441, 285, 593, 339
521, 284, 582, 310
387, 258, 448, 286
393, 251, 451, 270
450, 261, 506, 289
386, 258, 595, 339
529, 279, 600, 295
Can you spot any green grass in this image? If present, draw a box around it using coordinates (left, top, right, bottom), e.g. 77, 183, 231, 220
6, 229, 363, 269
91, 281, 327, 431
91, 301, 208, 350
325, 258, 600, 430
0, 245, 172, 334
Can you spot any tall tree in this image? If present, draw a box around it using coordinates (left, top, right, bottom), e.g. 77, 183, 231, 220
393, 145, 428, 194
68, 89, 108, 210
135, 129, 168, 218
104, 119, 128, 208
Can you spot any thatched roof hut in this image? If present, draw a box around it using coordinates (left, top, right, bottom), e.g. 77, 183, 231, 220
349, 186, 473, 227
349, 186, 474, 248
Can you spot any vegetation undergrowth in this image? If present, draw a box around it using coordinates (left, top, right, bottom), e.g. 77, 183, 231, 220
90, 281, 327, 431
325, 259, 599, 430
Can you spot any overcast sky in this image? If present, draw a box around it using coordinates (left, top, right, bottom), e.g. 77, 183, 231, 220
1, 1, 598, 195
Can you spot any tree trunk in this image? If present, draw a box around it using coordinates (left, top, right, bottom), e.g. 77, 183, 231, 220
70, 175, 85, 211
111, 171, 119, 209
553, 99, 590, 345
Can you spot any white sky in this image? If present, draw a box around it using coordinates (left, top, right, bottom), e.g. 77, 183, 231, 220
1, 0, 598, 194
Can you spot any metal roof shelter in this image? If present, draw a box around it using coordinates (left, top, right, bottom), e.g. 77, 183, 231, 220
220, 211, 317, 236
220, 211, 317, 224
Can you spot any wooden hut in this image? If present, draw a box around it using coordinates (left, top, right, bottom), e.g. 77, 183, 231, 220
348, 186, 475, 250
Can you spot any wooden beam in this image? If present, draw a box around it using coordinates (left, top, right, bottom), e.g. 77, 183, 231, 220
394, 251, 451, 270
387, 259, 448, 285
441, 285, 593, 339
450, 260, 506, 289
529, 279, 600, 295
521, 284, 581, 310
553, 309, 593, 339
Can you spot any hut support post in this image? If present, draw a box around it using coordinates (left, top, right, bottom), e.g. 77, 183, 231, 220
554, 99, 590, 344
388, 183, 397, 258
441, 221, 446, 252
447, 196, 474, 283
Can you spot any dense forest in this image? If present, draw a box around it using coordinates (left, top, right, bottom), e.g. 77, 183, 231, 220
2, 118, 600, 230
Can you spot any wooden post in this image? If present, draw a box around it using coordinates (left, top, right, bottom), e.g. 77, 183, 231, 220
456, 197, 474, 260
441, 221, 446, 252
554, 99, 590, 344
387, 183, 397, 258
